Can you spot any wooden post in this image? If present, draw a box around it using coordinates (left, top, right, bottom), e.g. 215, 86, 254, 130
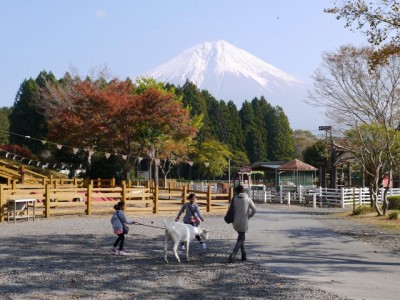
86, 181, 92, 215
229, 187, 234, 202
122, 181, 127, 203
45, 183, 51, 218
20, 166, 25, 184
182, 185, 187, 204
153, 185, 159, 214
207, 185, 212, 212
111, 178, 116, 188
0, 185, 5, 222
168, 182, 172, 200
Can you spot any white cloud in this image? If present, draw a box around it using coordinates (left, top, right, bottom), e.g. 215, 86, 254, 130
96, 9, 107, 19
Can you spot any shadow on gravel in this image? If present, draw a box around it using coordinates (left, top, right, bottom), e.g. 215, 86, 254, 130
0, 233, 340, 299
246, 225, 400, 279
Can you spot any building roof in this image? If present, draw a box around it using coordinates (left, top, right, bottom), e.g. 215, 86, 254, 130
279, 159, 317, 171
250, 161, 287, 170
250, 159, 317, 171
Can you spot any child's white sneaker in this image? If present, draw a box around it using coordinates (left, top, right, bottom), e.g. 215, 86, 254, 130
111, 246, 117, 253
117, 250, 127, 256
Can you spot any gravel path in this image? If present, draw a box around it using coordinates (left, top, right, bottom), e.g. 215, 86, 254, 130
1, 204, 398, 300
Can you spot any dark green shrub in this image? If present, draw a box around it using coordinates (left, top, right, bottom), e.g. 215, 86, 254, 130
388, 212, 398, 220
387, 195, 400, 210
352, 205, 374, 215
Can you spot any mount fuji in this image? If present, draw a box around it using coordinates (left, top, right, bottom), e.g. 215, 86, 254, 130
142, 40, 323, 130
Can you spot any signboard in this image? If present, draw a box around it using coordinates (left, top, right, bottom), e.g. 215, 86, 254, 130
318, 126, 332, 131
239, 166, 252, 173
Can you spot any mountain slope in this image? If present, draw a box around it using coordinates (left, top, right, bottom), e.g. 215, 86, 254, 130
143, 40, 322, 130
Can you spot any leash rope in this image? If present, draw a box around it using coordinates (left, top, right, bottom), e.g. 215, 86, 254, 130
133, 222, 164, 230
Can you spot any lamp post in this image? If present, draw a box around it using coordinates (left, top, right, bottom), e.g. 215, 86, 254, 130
204, 162, 210, 182
188, 161, 193, 182
228, 159, 231, 188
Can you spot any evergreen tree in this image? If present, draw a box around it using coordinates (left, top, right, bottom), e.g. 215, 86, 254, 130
177, 80, 212, 143
8, 71, 56, 154
303, 139, 327, 168
226, 100, 245, 152
240, 101, 266, 163
268, 106, 294, 160
251, 97, 268, 161
0, 107, 11, 144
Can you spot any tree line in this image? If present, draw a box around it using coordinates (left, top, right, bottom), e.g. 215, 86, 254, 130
0, 72, 300, 184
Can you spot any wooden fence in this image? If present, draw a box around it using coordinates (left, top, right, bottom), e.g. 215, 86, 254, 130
0, 181, 233, 222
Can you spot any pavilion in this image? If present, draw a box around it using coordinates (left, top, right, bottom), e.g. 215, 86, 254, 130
250, 159, 317, 190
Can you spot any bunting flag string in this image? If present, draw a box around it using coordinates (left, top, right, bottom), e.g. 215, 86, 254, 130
0, 128, 208, 169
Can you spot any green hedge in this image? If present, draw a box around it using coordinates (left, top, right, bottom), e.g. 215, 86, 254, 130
387, 195, 400, 210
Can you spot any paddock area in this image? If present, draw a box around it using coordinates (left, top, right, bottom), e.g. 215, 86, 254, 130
0, 212, 339, 300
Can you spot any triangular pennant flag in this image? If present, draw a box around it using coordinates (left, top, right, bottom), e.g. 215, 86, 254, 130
37, 162, 41, 166
105, 153, 111, 159
138, 156, 143, 162
56, 144, 62, 150
73, 148, 79, 154
28, 160, 32, 164
53, 163, 57, 168
122, 155, 127, 160
188, 161, 194, 166
5, 152, 9, 158
41, 140, 47, 145
88, 150, 94, 156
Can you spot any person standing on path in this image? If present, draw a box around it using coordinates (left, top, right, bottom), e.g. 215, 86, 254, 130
110, 201, 136, 256
228, 185, 256, 263
175, 193, 206, 250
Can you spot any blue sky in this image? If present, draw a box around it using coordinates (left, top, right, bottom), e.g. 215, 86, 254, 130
0, 0, 367, 129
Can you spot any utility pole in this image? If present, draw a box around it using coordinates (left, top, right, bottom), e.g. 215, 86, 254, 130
319, 126, 333, 188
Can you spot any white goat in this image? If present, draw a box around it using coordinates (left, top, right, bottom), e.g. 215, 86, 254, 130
163, 221, 209, 263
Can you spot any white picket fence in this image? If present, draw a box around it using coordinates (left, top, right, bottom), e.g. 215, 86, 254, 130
246, 185, 400, 208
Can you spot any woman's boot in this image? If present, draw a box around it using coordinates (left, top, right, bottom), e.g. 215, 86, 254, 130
241, 252, 247, 261
228, 253, 236, 263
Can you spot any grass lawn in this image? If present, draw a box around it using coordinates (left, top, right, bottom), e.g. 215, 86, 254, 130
336, 209, 400, 232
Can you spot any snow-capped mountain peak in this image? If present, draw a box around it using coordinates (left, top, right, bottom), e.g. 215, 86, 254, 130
141, 40, 322, 130
146, 40, 301, 95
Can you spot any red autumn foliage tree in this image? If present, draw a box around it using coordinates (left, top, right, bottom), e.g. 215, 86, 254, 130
40, 77, 199, 181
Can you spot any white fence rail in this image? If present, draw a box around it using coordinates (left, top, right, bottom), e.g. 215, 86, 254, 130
245, 185, 400, 208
